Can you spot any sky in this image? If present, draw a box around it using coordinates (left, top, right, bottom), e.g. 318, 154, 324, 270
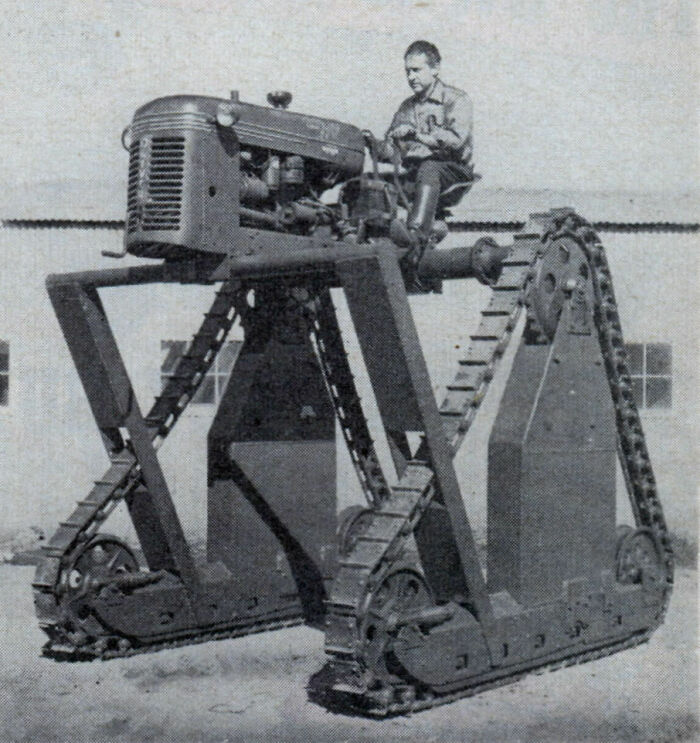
0, 0, 698, 193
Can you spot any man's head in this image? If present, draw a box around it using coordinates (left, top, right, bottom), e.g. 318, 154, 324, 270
404, 40, 441, 97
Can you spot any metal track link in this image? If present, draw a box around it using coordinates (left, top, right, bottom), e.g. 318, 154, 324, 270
146, 283, 241, 438
308, 289, 391, 507
439, 236, 537, 450
33, 279, 243, 651
42, 616, 303, 663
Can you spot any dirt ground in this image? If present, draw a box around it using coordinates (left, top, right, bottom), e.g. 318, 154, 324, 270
0, 565, 696, 743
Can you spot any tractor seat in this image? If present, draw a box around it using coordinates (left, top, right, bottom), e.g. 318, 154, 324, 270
439, 174, 481, 209
367, 164, 480, 214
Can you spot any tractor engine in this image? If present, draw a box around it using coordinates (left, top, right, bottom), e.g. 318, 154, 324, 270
124, 93, 366, 259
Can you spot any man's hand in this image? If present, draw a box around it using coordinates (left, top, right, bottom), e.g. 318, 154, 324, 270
414, 131, 439, 149
389, 123, 416, 140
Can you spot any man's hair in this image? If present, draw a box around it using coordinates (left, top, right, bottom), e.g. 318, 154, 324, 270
404, 40, 441, 67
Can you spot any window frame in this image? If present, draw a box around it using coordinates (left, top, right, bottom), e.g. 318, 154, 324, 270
624, 341, 672, 412
160, 339, 241, 407
0, 340, 8, 408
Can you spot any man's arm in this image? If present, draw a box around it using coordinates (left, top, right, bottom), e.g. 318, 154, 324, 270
417, 93, 473, 160
377, 102, 417, 161
386, 103, 416, 139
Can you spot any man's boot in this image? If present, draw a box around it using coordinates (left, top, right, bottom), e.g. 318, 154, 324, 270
390, 182, 441, 250
407, 182, 440, 240
404, 182, 441, 266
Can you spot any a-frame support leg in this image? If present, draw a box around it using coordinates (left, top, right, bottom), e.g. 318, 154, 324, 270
47, 276, 201, 596
335, 248, 495, 636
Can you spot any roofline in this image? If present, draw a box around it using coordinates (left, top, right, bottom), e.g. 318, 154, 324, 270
1, 219, 697, 234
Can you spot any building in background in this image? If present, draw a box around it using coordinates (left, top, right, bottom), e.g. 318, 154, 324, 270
0, 182, 697, 552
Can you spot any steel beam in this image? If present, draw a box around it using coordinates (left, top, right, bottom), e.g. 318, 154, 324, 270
46, 260, 223, 290
47, 273, 202, 600
336, 245, 496, 635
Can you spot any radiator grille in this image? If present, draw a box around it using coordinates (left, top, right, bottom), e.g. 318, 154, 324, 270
143, 137, 184, 230
127, 136, 185, 232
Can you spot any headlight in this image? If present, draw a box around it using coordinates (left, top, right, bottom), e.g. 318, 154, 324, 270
216, 102, 240, 127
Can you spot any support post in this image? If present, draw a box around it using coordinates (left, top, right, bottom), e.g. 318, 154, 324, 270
336, 247, 496, 636
47, 273, 201, 596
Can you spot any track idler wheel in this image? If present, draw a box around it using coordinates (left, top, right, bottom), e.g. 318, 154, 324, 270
359, 566, 433, 682
616, 527, 667, 599
529, 235, 591, 340
59, 534, 138, 647
337, 505, 375, 557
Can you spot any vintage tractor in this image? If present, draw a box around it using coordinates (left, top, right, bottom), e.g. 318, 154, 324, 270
33, 91, 672, 715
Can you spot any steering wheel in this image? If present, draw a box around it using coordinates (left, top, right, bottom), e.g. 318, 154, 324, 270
361, 130, 412, 211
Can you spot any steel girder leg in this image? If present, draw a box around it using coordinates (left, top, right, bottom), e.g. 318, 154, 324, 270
47, 273, 201, 596
335, 246, 495, 632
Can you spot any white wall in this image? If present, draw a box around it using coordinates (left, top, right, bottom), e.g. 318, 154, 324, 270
0, 223, 697, 549
606, 232, 700, 533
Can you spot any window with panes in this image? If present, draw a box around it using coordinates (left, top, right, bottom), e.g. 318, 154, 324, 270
624, 342, 672, 410
160, 340, 241, 405
0, 341, 8, 406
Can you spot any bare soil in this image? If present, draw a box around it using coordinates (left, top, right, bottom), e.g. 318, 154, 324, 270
0, 565, 696, 743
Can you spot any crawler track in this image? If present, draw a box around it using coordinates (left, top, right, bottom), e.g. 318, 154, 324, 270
310, 629, 652, 717
33, 281, 247, 656
42, 615, 303, 662
312, 209, 672, 715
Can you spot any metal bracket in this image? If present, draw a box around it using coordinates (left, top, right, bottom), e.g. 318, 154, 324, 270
565, 276, 592, 335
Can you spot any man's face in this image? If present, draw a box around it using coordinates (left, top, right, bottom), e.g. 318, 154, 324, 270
404, 53, 439, 97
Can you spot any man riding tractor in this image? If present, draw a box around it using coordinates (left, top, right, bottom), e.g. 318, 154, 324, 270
375, 40, 475, 262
